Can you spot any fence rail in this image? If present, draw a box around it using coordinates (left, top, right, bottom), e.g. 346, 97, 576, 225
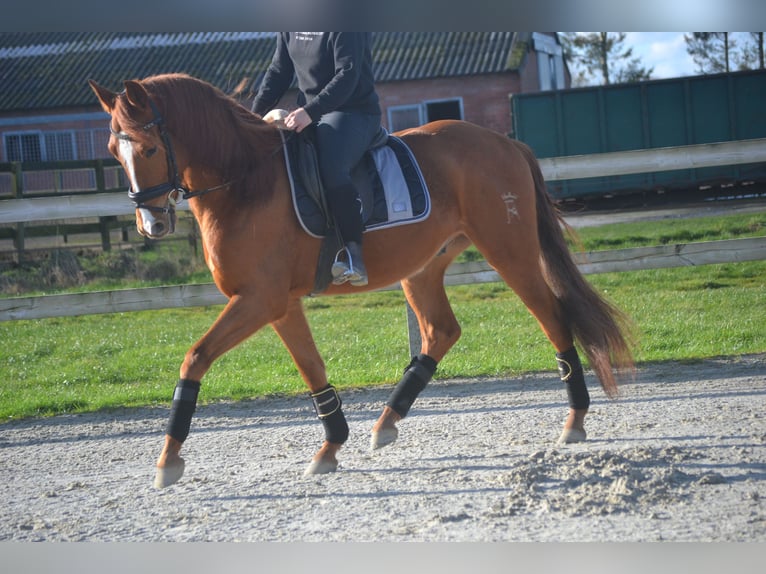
537, 138, 766, 181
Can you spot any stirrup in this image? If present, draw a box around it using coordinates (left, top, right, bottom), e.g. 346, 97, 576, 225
331, 243, 368, 286
331, 246, 352, 285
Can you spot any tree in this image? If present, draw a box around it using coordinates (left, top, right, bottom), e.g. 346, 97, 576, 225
736, 32, 765, 70
754, 32, 765, 69
685, 33, 733, 73
686, 32, 766, 73
561, 32, 653, 86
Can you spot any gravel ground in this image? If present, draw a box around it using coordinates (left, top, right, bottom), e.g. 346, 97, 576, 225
1, 354, 764, 542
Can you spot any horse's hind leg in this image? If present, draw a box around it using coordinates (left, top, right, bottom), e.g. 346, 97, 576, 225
477, 244, 589, 444
509, 273, 589, 442
371, 236, 469, 450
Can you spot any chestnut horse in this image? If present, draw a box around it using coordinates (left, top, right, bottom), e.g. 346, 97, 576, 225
89, 73, 633, 489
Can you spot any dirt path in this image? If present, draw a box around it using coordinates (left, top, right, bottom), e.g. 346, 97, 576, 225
1, 354, 764, 542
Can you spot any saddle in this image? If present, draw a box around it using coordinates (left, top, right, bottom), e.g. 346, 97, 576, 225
278, 125, 431, 294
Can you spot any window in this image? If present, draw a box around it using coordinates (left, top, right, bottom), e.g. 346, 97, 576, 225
5, 132, 43, 162
388, 105, 424, 132
4, 130, 75, 161
1, 128, 115, 194
44, 131, 76, 161
425, 99, 463, 122
2, 129, 113, 162
88, 129, 111, 160
387, 98, 464, 132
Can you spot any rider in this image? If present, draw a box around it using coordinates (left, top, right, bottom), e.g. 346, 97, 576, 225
252, 32, 382, 287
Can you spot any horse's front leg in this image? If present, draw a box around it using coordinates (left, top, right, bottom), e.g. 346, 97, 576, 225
154, 292, 283, 488
271, 298, 348, 476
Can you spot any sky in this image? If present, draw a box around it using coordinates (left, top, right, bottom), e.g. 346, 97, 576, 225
625, 32, 698, 79
563, 32, 703, 85
567, 32, 766, 81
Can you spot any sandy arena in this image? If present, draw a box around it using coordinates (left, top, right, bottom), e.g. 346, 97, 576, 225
1, 354, 764, 542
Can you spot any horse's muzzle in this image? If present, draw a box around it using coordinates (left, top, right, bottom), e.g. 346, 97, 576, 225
137, 207, 176, 239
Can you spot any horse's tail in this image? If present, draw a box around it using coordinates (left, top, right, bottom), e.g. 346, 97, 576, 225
520, 143, 635, 397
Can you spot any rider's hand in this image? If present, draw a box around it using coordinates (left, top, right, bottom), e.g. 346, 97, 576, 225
285, 108, 312, 133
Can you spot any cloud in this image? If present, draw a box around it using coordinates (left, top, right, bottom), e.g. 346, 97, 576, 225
626, 33, 696, 79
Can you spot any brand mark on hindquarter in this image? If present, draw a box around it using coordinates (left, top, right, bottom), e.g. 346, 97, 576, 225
502, 192, 519, 223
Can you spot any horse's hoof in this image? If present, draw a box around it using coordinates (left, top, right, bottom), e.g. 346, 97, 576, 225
370, 426, 398, 450
557, 428, 587, 444
303, 458, 338, 476
153, 459, 185, 489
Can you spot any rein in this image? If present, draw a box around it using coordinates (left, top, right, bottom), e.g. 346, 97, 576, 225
111, 96, 236, 214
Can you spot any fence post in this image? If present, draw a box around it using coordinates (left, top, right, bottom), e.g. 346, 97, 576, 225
10, 162, 24, 261
405, 299, 421, 358
98, 216, 112, 251
94, 159, 112, 251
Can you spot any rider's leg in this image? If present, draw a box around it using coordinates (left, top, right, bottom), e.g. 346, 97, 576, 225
315, 110, 381, 286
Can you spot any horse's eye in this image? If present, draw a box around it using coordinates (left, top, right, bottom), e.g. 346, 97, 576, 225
145, 147, 158, 158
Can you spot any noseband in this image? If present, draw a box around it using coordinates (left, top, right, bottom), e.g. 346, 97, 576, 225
111, 95, 233, 216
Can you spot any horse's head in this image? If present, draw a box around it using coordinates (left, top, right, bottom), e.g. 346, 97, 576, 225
89, 79, 182, 239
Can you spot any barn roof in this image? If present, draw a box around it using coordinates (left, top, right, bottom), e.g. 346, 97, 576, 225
0, 32, 523, 113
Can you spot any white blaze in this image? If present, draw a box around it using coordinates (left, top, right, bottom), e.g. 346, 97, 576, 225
118, 138, 139, 192
119, 138, 159, 233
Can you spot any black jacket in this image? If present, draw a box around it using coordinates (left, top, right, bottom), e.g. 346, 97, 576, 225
252, 32, 380, 121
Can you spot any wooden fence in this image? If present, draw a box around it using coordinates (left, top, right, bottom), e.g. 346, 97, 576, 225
0, 158, 126, 255
2, 236, 765, 323
1, 139, 766, 343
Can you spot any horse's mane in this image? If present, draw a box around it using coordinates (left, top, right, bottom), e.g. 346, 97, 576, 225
113, 73, 283, 204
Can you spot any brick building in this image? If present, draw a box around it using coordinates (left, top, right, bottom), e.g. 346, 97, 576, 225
0, 32, 568, 167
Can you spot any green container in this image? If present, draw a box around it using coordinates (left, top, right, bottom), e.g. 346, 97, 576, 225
511, 69, 766, 200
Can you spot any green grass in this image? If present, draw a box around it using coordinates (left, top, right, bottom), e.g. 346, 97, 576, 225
456, 211, 766, 262
1, 260, 764, 422
1, 210, 764, 421
572, 211, 766, 251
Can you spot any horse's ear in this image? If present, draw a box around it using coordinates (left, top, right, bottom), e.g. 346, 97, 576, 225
123, 80, 150, 111
89, 80, 117, 113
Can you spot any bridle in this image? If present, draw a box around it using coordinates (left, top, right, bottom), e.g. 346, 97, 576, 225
110, 95, 234, 218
